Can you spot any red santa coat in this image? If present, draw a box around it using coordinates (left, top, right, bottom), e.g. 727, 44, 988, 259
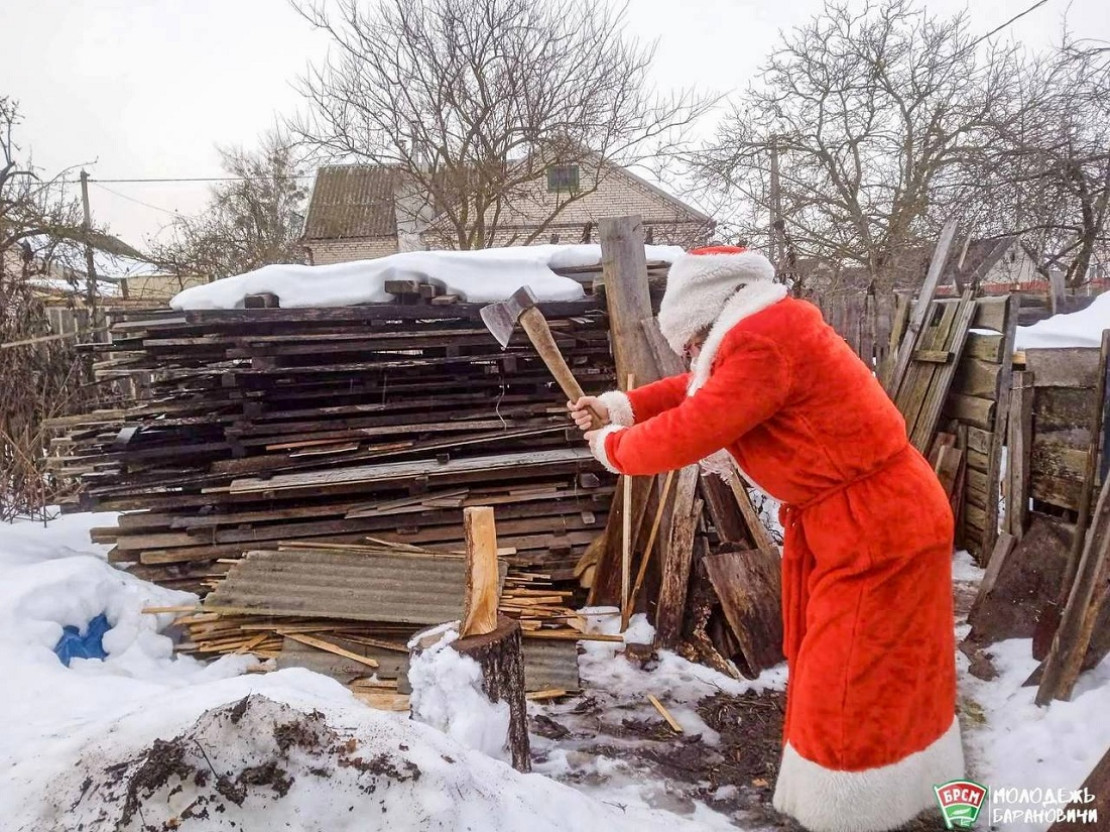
592, 290, 963, 832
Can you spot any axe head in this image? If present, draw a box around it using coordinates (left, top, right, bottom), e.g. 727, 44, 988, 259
479, 285, 539, 349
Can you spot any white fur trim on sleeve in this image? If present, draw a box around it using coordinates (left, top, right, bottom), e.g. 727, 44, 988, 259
588, 425, 626, 474
772, 718, 964, 832
597, 390, 635, 427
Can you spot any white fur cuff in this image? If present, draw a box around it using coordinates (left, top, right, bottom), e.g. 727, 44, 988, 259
588, 425, 626, 474
772, 718, 964, 832
597, 390, 635, 427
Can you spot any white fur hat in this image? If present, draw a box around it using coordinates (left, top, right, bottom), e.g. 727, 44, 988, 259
657, 245, 776, 355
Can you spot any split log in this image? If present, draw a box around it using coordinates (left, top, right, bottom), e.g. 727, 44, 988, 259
654, 467, 701, 649
702, 545, 784, 678
461, 507, 500, 638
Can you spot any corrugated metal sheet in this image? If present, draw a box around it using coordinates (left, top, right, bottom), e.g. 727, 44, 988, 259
204, 548, 506, 625
276, 633, 580, 694
520, 639, 581, 692
304, 165, 400, 240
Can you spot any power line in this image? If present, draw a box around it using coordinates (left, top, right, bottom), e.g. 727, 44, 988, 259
968, 0, 1052, 50
90, 175, 316, 184
89, 182, 180, 216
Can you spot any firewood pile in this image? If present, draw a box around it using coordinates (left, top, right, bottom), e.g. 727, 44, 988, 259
48, 233, 784, 698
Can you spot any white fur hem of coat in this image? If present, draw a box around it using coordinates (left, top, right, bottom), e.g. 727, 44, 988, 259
772, 718, 964, 832
589, 425, 626, 474
597, 390, 635, 427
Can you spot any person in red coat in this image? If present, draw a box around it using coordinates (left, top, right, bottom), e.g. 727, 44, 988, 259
569, 246, 963, 832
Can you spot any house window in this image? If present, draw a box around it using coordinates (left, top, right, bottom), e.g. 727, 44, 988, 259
547, 165, 579, 193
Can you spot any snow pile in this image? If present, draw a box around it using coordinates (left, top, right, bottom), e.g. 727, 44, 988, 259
961, 638, 1110, 831
170, 243, 684, 311
0, 513, 722, 832
408, 623, 512, 762
1015, 292, 1110, 349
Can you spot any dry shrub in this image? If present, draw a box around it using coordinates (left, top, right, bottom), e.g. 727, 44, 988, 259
0, 263, 105, 521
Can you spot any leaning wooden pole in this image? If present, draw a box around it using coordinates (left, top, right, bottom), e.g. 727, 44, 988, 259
1036, 475, 1110, 706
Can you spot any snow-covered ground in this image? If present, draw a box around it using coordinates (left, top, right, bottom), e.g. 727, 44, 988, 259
0, 512, 731, 832
170, 244, 684, 310
2, 513, 1108, 831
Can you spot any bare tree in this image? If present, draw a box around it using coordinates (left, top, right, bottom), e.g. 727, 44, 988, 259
152, 132, 309, 280
695, 0, 1023, 297
973, 40, 1110, 287
1, 97, 86, 268
1, 97, 107, 521
290, 0, 711, 250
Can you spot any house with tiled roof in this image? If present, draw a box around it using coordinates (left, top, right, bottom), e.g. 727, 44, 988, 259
301, 159, 713, 265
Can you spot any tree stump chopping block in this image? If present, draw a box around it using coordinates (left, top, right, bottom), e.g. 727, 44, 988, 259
452, 614, 531, 773
411, 615, 531, 773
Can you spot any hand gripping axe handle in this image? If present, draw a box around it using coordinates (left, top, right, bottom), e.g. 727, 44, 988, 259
480, 286, 606, 430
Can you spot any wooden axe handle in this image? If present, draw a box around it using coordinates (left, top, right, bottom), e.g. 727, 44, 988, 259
518, 306, 605, 430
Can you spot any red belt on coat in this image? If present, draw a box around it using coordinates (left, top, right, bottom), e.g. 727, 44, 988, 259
777, 442, 912, 666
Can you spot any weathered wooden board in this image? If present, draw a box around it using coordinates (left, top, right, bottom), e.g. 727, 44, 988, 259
1031, 439, 1090, 484
1025, 348, 1101, 388
1035, 388, 1097, 432
1031, 475, 1085, 513
970, 295, 1009, 332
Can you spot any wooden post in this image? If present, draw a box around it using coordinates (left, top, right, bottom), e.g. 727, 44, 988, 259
461, 507, 500, 638
627, 469, 675, 616
589, 217, 663, 606
79, 169, 98, 313
600, 216, 659, 392
982, 293, 1020, 559
1007, 370, 1035, 539
1048, 269, 1067, 316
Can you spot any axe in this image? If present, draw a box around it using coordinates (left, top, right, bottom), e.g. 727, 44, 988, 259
480, 286, 605, 430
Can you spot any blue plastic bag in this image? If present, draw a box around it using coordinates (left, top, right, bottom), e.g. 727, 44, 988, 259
53, 613, 111, 666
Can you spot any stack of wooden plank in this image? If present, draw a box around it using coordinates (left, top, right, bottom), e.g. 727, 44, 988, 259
49, 299, 615, 629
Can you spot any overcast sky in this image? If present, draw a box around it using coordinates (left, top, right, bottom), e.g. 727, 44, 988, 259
4, 0, 1108, 249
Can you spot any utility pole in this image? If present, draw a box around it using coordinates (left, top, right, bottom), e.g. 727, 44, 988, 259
79, 170, 98, 313
768, 139, 782, 271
